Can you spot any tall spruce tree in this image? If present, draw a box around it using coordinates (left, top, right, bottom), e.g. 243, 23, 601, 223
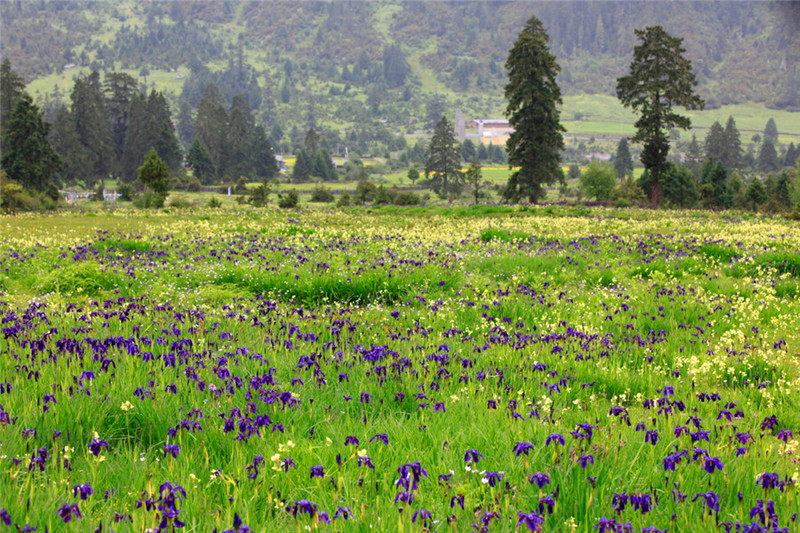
186, 139, 216, 185
1, 93, 62, 198
71, 71, 113, 189
224, 94, 256, 179
616, 26, 704, 208
120, 93, 148, 183
425, 115, 463, 196
49, 104, 88, 186
503, 16, 565, 204
103, 72, 139, 176
249, 125, 279, 180
723, 116, 743, 171
145, 90, 183, 171
194, 83, 229, 179
763, 118, 778, 143
685, 133, 704, 179
704, 121, 727, 166
614, 138, 634, 179
1, 59, 26, 155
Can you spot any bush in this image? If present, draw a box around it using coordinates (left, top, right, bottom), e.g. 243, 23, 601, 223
132, 190, 165, 208
393, 191, 420, 205
337, 192, 352, 207
0, 173, 59, 212
207, 197, 222, 208
278, 190, 299, 208
117, 182, 136, 201
310, 185, 335, 203
248, 183, 271, 207
168, 196, 193, 209
234, 176, 250, 194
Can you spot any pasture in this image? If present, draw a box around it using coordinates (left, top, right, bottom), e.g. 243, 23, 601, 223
1, 206, 799, 532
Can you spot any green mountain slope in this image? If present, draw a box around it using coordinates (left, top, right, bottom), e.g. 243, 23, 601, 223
2, 1, 798, 135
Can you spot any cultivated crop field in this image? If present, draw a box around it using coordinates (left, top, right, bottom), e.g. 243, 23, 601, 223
1, 207, 800, 532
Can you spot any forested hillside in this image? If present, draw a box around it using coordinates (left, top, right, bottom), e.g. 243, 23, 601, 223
2, 2, 798, 129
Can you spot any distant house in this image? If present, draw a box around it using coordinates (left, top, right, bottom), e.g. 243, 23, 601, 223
587, 152, 613, 162
468, 119, 514, 145
63, 63, 76, 70
275, 155, 288, 172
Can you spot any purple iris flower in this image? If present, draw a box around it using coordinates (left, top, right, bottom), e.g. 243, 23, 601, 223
72, 483, 93, 500
595, 516, 617, 533
513, 441, 535, 456
692, 491, 720, 514
702, 456, 723, 474
344, 435, 359, 446
464, 449, 484, 464
0, 509, 10, 526
578, 454, 594, 468
482, 471, 503, 487
290, 499, 317, 518
87, 437, 108, 456
411, 509, 432, 526
517, 510, 545, 532
55, 503, 82, 523
163, 444, 180, 458
545, 433, 565, 447
370, 433, 389, 445
310, 465, 325, 478
334, 506, 352, 519
528, 472, 550, 488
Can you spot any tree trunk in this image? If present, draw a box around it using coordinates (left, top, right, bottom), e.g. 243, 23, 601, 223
650, 179, 659, 209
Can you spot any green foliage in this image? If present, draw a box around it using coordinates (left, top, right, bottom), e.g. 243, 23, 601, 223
248, 181, 271, 207
616, 26, 704, 207
579, 160, 617, 201
309, 185, 334, 203
1, 93, 62, 198
336, 192, 351, 207
137, 149, 170, 199
661, 163, 698, 208
392, 190, 420, 205
503, 16, 564, 204
407, 166, 419, 183
207, 196, 222, 208
425, 115, 463, 196
614, 137, 633, 179
757, 139, 780, 173
479, 227, 530, 242
278, 189, 299, 208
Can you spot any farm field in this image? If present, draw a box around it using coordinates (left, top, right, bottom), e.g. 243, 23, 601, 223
1, 206, 800, 532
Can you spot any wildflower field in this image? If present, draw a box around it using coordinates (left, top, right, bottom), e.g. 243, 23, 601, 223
1, 206, 800, 532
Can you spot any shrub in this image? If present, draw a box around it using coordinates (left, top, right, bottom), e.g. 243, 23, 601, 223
278, 190, 299, 208
133, 190, 165, 209
207, 197, 222, 208
337, 192, 352, 207
393, 191, 420, 205
310, 185, 334, 203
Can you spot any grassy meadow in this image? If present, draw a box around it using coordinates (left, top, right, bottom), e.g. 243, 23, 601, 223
1, 206, 800, 532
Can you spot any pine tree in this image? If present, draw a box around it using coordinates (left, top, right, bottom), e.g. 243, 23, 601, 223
503, 16, 565, 204
186, 138, 216, 185
120, 93, 148, 183
685, 133, 704, 179
48, 104, 88, 186
701, 159, 732, 210
145, 90, 182, 171
1, 59, 27, 155
223, 93, 256, 178
661, 163, 698, 208
249, 125, 278, 180
292, 149, 313, 183
723, 116, 742, 170
137, 149, 170, 198
744, 178, 767, 211
71, 71, 113, 189
1, 93, 62, 197
382, 44, 411, 89
103, 72, 139, 175
757, 139, 780, 173
704, 121, 727, 165
613, 138, 633, 179
194, 83, 229, 179
763, 118, 778, 142
616, 26, 704, 208
425, 115, 463, 196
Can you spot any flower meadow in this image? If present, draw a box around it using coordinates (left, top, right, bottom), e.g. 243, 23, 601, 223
1, 206, 800, 532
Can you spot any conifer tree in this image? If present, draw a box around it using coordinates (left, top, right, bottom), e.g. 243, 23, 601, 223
503, 16, 565, 203
616, 26, 704, 208
425, 115, 463, 196
614, 138, 633, 179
